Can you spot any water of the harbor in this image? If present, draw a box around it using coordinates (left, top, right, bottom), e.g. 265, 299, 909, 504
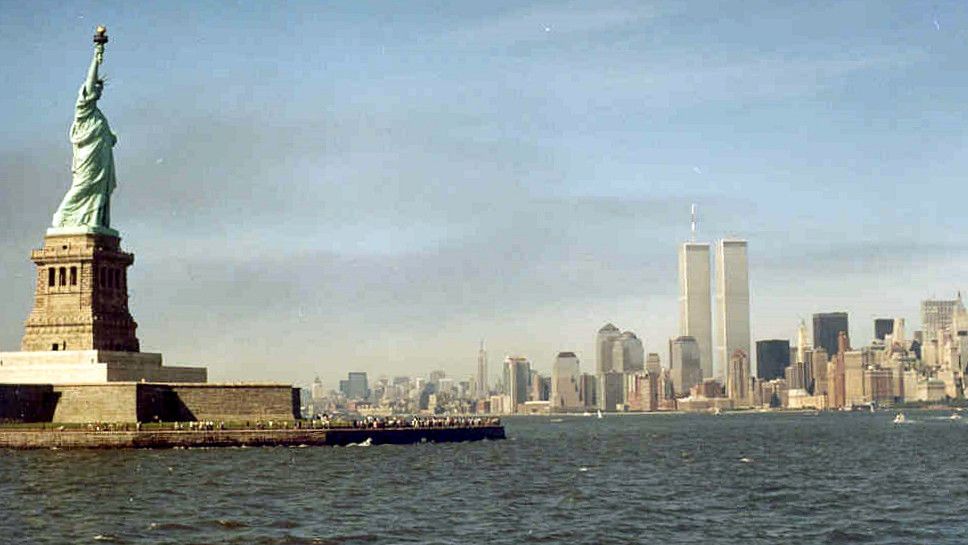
2, 410, 968, 544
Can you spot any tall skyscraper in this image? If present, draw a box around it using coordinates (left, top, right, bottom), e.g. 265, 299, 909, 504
612, 331, 645, 373
827, 331, 850, 409
340, 372, 369, 400
310, 376, 325, 401
785, 360, 813, 392
796, 320, 810, 364
579, 373, 597, 408
679, 242, 713, 378
551, 352, 581, 412
669, 336, 702, 395
921, 297, 961, 340
503, 356, 531, 413
756, 339, 790, 381
715, 239, 750, 379
476, 340, 488, 397
725, 349, 750, 405
813, 312, 849, 358
596, 324, 622, 374
953, 294, 968, 335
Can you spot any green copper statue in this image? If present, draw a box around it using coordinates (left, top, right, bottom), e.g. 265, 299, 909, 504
51, 26, 119, 236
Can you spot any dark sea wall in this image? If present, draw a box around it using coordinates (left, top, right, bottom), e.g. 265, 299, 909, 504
0, 425, 506, 449
0, 385, 57, 422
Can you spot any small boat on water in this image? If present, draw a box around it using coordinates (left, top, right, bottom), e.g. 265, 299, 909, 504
582, 411, 591, 417
893, 413, 906, 424
950, 413, 962, 421
596, 410, 604, 419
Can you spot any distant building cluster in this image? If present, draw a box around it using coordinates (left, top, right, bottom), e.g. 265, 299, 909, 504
308, 232, 968, 416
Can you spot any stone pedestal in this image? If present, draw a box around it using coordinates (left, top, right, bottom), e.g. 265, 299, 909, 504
21, 232, 139, 352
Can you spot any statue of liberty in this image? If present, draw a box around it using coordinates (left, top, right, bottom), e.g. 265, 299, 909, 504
51, 27, 119, 236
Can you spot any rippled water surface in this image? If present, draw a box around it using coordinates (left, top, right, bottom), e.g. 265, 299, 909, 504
3, 411, 968, 544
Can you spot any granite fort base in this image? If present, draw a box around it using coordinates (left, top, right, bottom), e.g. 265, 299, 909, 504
0, 382, 299, 423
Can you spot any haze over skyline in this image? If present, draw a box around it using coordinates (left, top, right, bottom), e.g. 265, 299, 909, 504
2, 1, 967, 386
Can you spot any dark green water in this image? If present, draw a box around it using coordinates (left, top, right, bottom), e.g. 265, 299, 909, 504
2, 411, 967, 544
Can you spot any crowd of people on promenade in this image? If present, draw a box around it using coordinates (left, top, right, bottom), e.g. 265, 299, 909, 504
39, 415, 501, 432
310, 415, 502, 430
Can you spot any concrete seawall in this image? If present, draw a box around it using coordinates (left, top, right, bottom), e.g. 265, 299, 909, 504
0, 425, 506, 449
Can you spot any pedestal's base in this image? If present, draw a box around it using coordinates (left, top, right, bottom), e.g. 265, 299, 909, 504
46, 226, 120, 238
0, 350, 206, 384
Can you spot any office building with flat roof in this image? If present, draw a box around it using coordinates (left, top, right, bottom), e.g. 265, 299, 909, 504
813, 312, 849, 360
756, 339, 790, 381
716, 239, 750, 379
679, 242, 714, 378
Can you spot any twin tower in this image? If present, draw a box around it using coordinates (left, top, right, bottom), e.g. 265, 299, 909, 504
678, 239, 750, 380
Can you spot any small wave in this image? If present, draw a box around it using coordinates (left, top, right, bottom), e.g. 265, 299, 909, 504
346, 438, 373, 447
147, 522, 194, 531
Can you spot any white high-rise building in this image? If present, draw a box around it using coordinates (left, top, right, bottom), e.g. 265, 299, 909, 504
715, 239, 750, 379
503, 356, 531, 413
796, 319, 810, 364
678, 243, 713, 378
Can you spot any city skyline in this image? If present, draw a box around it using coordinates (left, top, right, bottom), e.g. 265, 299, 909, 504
2, 2, 968, 386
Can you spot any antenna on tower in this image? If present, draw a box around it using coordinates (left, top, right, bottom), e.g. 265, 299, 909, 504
690, 203, 697, 242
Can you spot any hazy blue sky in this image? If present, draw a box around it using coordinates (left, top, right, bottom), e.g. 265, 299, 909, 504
2, 1, 967, 386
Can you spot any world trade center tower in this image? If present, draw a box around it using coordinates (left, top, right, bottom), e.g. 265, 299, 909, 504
716, 239, 751, 379
678, 243, 713, 379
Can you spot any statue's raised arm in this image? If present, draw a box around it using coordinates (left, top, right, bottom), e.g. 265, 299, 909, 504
50, 26, 119, 236
76, 27, 106, 118
83, 44, 103, 98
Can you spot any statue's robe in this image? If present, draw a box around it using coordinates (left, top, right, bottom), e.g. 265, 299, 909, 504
52, 83, 117, 229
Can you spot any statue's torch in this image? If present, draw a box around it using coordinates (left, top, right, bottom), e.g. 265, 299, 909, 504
93, 26, 108, 45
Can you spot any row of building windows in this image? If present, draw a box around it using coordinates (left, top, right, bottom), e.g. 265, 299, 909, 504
48, 267, 76, 287
46, 266, 125, 290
